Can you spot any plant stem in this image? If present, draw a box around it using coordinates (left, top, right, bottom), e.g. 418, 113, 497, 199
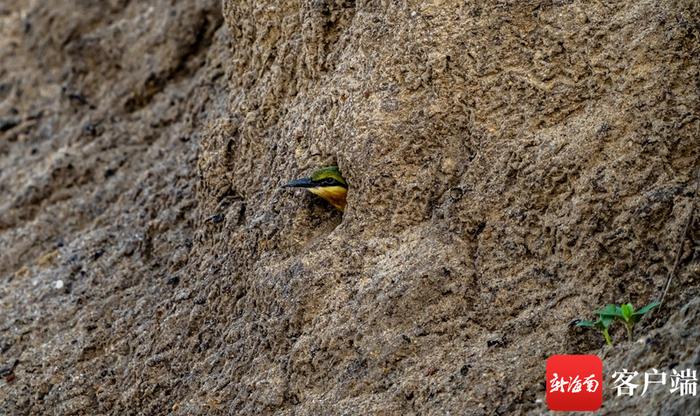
625, 323, 633, 342
659, 167, 699, 309
603, 329, 612, 346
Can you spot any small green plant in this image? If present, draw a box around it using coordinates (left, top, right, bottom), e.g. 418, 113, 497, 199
576, 308, 615, 346
577, 300, 660, 345
601, 301, 660, 342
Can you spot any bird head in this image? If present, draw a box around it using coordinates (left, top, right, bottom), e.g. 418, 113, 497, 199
282, 166, 348, 211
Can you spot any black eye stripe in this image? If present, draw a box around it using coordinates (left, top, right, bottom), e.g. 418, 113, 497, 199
315, 178, 346, 187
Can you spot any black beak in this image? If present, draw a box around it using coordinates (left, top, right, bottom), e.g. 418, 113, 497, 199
282, 177, 315, 188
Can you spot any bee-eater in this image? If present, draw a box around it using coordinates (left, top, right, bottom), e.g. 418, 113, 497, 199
282, 166, 348, 211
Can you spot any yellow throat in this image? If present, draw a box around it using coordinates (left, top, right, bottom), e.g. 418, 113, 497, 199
308, 186, 347, 211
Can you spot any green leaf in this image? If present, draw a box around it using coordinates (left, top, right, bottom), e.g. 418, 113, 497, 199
620, 303, 634, 322
633, 300, 660, 316
576, 320, 595, 327
599, 315, 614, 328
597, 304, 621, 318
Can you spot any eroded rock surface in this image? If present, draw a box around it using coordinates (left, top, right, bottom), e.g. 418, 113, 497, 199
1, 0, 698, 414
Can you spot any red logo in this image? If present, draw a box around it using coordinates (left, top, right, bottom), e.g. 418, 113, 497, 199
546, 354, 603, 411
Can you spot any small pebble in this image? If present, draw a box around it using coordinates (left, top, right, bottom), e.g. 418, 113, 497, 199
54, 280, 64, 289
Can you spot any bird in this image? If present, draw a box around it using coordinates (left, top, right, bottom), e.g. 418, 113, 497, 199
282, 166, 348, 211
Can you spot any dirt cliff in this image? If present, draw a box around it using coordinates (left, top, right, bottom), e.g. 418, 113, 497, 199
1, 0, 698, 414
